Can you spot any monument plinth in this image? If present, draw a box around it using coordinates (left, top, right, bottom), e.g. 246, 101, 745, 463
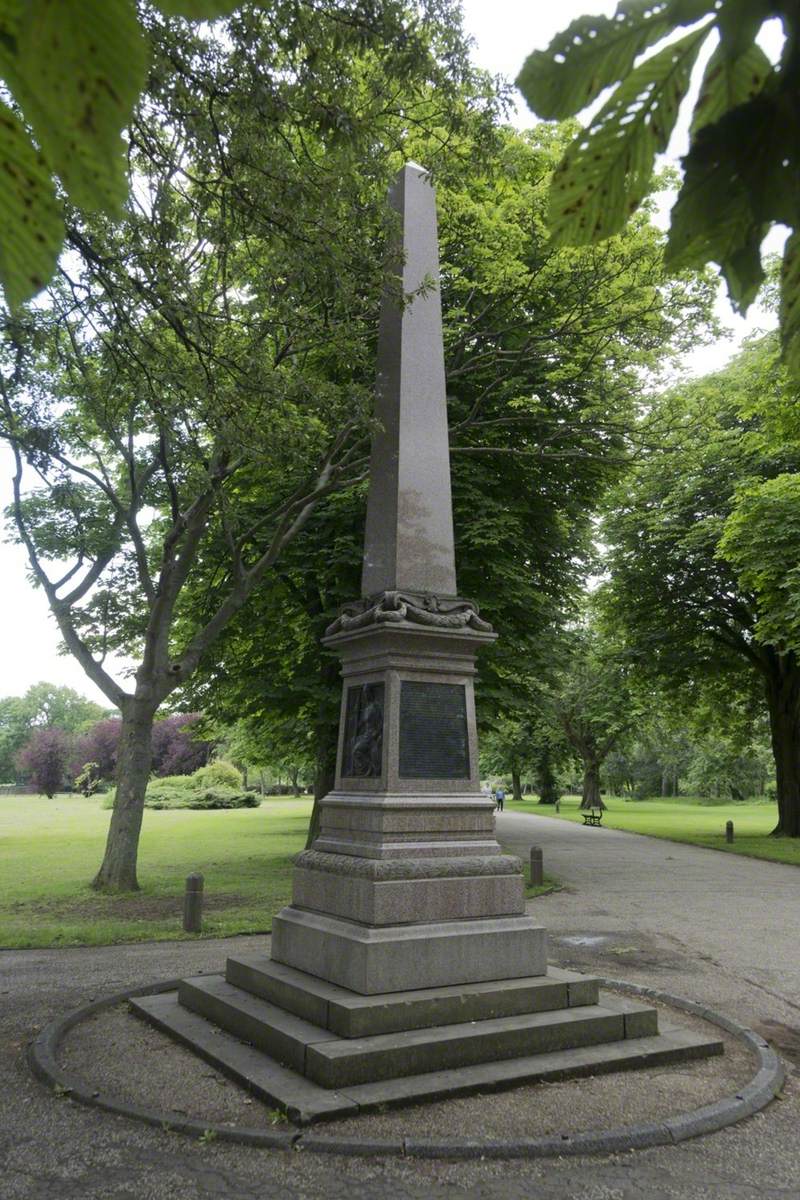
270, 162, 545, 993
132, 164, 723, 1123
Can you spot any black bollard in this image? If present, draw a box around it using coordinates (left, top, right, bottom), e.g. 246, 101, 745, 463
725, 820, 734, 844
530, 845, 544, 887
183, 871, 204, 932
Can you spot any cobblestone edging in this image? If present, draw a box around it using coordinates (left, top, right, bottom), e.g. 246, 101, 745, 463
27, 974, 785, 1160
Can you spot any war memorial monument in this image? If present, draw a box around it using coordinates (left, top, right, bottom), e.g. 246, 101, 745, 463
132, 164, 721, 1123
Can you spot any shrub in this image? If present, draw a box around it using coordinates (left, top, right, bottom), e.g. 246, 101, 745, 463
102, 765, 260, 810
142, 777, 257, 816
149, 774, 197, 793
74, 762, 101, 796
145, 785, 258, 810
187, 788, 259, 810
194, 760, 243, 791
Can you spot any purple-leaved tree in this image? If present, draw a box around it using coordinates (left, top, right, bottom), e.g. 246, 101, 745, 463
17, 727, 71, 798
151, 714, 213, 777
71, 718, 122, 783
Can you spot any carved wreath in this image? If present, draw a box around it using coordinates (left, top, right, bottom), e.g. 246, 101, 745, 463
325, 590, 493, 636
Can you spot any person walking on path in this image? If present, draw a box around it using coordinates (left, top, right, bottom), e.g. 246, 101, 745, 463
494, 786, 505, 812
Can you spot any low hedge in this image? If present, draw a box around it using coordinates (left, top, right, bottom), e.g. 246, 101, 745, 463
145, 784, 259, 810
100, 764, 261, 811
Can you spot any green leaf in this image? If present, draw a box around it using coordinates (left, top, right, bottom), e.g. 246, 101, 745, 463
516, 0, 717, 121
666, 95, 796, 312
780, 231, 800, 378
12, 0, 149, 213
547, 24, 711, 246
716, 0, 774, 58
690, 40, 772, 135
155, 1, 240, 15
0, 98, 63, 308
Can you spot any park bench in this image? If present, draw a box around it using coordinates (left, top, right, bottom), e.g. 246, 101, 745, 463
582, 808, 603, 826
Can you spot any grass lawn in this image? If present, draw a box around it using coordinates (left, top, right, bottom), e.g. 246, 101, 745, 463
0, 793, 313, 949
507, 793, 800, 867
0, 793, 560, 949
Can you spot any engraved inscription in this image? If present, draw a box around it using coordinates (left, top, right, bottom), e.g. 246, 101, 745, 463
341, 683, 384, 778
399, 681, 469, 779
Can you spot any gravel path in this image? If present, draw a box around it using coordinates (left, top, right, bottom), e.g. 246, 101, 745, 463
1, 812, 798, 1199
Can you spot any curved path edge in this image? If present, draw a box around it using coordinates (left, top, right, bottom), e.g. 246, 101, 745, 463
27, 975, 785, 1161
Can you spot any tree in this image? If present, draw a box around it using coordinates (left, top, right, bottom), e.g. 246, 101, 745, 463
626, 714, 693, 798
0, 682, 106, 782
480, 706, 569, 804
685, 731, 772, 801
602, 334, 800, 834
71, 710, 212, 784
17, 725, 70, 797
181, 120, 716, 838
552, 626, 636, 811
720, 474, 800, 653
0, 3, 504, 891
150, 713, 213, 776
70, 718, 122, 782
481, 714, 534, 803
516, 2, 800, 375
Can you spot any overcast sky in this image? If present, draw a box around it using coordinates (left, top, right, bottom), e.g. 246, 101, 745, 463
0, 2, 784, 705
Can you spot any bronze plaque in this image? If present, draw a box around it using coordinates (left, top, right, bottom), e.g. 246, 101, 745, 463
399, 681, 469, 779
341, 683, 384, 777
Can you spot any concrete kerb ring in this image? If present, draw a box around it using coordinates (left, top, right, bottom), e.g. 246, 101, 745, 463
27, 974, 785, 1160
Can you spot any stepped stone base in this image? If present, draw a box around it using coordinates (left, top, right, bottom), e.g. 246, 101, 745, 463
131, 961, 724, 1124
270, 907, 548, 994
225, 955, 598, 1037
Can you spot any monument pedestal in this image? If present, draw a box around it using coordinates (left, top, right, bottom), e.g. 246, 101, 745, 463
269, 617, 547, 994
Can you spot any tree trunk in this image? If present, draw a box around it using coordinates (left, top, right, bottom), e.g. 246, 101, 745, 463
580, 760, 606, 811
306, 719, 338, 849
290, 766, 300, 795
536, 749, 559, 805
764, 652, 800, 836
511, 766, 523, 804
91, 700, 157, 891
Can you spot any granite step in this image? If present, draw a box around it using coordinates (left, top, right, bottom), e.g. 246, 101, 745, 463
131, 989, 723, 1126
178, 974, 659, 1089
177, 975, 329, 1074
225, 955, 600, 1038
130, 991, 356, 1124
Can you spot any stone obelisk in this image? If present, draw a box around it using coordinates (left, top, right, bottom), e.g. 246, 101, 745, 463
270, 163, 546, 993
134, 165, 719, 1116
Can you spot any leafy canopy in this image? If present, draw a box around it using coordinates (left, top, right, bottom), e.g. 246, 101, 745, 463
601, 334, 800, 684
0, 0, 240, 309
516, 2, 800, 373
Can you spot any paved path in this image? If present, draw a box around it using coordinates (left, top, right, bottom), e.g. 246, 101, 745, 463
496, 810, 800, 1022
1, 814, 798, 1199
